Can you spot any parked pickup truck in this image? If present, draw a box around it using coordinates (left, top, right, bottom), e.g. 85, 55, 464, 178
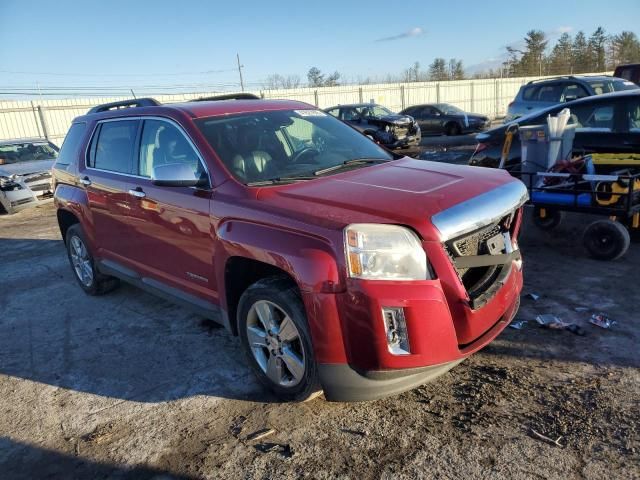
52, 95, 527, 402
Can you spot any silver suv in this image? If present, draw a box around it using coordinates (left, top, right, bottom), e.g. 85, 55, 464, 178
505, 75, 638, 122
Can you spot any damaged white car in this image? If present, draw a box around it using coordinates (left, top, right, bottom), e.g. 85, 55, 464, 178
0, 139, 59, 214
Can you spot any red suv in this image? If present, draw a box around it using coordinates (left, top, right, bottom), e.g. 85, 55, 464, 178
52, 95, 527, 402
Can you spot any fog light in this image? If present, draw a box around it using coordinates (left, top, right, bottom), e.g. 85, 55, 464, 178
382, 307, 410, 355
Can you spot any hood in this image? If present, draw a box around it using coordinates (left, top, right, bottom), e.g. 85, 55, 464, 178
0, 159, 55, 177
256, 158, 517, 241
378, 114, 414, 125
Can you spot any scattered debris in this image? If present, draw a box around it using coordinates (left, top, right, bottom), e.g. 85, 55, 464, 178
509, 321, 527, 330
535, 315, 585, 335
573, 306, 590, 313
341, 428, 369, 437
525, 293, 540, 301
83, 422, 115, 444
254, 442, 294, 458
529, 428, 564, 447
246, 428, 276, 442
229, 416, 246, 438
589, 313, 616, 329
535, 314, 568, 328
565, 324, 586, 336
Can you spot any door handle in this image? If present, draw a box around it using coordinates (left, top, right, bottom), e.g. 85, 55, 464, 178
128, 188, 146, 198
80, 176, 91, 186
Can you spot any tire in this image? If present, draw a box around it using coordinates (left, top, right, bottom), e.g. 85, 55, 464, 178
532, 207, 563, 230
237, 277, 321, 402
446, 123, 461, 136
582, 220, 631, 261
65, 224, 120, 295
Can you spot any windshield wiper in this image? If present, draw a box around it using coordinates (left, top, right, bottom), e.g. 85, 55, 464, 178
246, 175, 315, 187
313, 158, 390, 176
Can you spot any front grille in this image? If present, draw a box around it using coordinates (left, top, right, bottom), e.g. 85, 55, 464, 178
29, 183, 51, 192
445, 212, 517, 308
23, 171, 52, 184
11, 198, 35, 207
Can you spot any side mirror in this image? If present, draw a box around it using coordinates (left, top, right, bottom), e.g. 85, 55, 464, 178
152, 163, 207, 187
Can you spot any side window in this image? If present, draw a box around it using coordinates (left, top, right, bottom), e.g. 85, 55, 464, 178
55, 123, 86, 166
326, 108, 339, 118
536, 84, 563, 103
561, 83, 589, 102
569, 103, 614, 131
138, 120, 204, 179
626, 100, 640, 132
89, 120, 138, 174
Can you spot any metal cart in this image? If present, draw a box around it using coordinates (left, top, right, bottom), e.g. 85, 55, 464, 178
520, 167, 640, 260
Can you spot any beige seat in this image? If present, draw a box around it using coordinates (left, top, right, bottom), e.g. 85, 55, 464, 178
232, 127, 276, 181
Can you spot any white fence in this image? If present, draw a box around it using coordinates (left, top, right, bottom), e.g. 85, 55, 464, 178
0, 73, 610, 146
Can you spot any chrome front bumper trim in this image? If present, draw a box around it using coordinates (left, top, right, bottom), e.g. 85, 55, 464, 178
431, 180, 529, 242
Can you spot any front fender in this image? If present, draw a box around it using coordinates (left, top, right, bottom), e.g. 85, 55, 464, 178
216, 219, 348, 364
215, 219, 343, 294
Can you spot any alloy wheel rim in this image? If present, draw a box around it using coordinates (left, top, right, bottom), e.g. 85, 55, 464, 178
246, 300, 305, 387
69, 235, 93, 287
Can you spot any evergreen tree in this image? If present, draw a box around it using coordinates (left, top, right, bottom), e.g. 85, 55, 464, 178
428, 58, 448, 81
572, 31, 591, 73
548, 32, 573, 75
610, 31, 640, 65
589, 27, 607, 72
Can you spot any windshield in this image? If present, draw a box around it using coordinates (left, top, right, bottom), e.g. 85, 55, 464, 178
436, 104, 464, 115
586, 78, 639, 94
0, 141, 58, 164
196, 109, 393, 184
359, 105, 394, 118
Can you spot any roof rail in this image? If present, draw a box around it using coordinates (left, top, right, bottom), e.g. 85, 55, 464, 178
87, 98, 161, 114
191, 93, 261, 102
527, 76, 575, 85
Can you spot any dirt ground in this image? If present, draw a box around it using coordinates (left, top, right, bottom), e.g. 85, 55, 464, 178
1, 199, 638, 480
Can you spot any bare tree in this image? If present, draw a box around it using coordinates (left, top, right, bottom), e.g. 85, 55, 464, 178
263, 74, 301, 90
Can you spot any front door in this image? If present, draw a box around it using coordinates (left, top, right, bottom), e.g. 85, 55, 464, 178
125, 118, 216, 303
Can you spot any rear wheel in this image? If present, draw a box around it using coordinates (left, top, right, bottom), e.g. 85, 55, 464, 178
237, 277, 321, 402
65, 224, 119, 295
532, 207, 564, 230
583, 219, 630, 261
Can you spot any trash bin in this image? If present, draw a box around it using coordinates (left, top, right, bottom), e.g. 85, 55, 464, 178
519, 124, 576, 174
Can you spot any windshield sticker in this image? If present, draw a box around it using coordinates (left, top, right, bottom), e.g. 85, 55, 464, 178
295, 110, 327, 117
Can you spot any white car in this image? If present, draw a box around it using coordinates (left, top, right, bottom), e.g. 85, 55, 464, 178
0, 139, 59, 214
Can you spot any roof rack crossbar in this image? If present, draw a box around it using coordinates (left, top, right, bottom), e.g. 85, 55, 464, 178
190, 93, 260, 102
88, 98, 161, 114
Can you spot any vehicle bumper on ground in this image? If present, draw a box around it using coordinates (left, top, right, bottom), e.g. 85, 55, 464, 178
316, 263, 523, 402
0, 180, 54, 214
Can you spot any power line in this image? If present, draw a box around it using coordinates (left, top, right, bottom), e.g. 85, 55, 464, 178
0, 68, 238, 77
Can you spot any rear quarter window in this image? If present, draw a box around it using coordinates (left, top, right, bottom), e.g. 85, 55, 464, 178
54, 123, 86, 166
522, 86, 538, 101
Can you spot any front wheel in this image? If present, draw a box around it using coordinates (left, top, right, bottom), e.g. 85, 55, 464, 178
237, 277, 321, 402
583, 219, 630, 261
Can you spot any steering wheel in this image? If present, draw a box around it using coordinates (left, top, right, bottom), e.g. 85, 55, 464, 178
292, 147, 320, 164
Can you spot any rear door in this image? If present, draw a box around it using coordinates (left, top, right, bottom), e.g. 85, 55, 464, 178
80, 119, 139, 263
125, 118, 216, 302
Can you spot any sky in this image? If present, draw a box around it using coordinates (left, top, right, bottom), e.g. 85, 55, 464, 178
1, 0, 639, 97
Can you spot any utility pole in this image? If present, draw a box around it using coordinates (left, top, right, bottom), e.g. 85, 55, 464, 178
236, 53, 245, 92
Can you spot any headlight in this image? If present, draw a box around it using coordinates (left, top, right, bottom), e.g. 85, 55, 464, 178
384, 125, 390, 132
0, 175, 21, 191
345, 224, 428, 280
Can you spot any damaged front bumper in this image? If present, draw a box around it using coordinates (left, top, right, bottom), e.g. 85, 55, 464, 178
0, 172, 54, 214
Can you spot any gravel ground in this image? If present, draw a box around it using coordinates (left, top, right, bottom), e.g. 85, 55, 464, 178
0, 198, 638, 480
